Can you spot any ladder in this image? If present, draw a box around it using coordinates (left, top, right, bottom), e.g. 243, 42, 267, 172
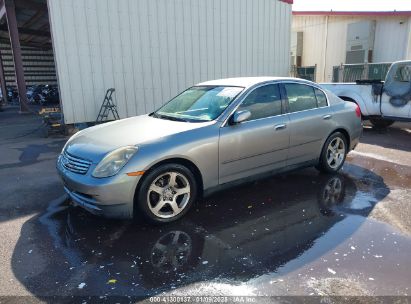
96, 88, 120, 123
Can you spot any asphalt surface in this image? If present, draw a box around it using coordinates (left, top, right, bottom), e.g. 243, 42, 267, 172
1, 106, 411, 301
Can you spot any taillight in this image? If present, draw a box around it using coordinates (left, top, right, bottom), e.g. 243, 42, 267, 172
355, 105, 361, 118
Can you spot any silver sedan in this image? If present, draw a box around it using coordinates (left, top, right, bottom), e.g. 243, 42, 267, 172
57, 77, 362, 224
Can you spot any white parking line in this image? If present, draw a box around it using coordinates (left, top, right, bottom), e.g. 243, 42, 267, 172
350, 150, 409, 166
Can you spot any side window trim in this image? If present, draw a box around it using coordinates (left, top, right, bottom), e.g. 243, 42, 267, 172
314, 87, 330, 108
279, 83, 289, 114
281, 82, 330, 114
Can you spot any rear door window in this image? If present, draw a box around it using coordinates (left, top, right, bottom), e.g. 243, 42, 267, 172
284, 83, 318, 113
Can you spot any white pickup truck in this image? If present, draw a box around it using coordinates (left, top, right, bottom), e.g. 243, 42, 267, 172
321, 60, 411, 128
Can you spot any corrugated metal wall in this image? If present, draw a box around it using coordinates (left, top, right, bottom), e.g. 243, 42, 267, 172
292, 15, 411, 82
0, 42, 57, 86
374, 18, 410, 62
47, 0, 291, 124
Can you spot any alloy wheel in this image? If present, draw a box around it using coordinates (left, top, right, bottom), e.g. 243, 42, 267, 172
147, 171, 191, 219
326, 137, 346, 169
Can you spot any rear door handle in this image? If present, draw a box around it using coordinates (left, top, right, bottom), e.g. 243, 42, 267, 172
323, 114, 332, 120
275, 124, 287, 131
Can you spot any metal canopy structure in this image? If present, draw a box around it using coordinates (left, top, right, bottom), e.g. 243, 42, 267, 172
0, 0, 51, 111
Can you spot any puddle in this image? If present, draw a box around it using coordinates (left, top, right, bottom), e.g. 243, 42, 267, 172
10, 164, 411, 297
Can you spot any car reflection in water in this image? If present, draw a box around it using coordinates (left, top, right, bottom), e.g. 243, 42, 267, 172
30, 165, 387, 296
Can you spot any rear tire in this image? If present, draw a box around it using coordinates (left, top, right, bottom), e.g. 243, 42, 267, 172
370, 118, 394, 129
136, 163, 198, 224
316, 132, 348, 173
317, 174, 346, 216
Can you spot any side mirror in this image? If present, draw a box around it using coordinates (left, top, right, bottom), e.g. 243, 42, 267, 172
231, 110, 251, 124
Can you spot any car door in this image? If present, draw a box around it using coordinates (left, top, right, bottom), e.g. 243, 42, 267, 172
219, 83, 290, 184
381, 62, 411, 118
282, 83, 334, 166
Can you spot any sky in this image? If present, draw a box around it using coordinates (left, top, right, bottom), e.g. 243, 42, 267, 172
293, 0, 411, 12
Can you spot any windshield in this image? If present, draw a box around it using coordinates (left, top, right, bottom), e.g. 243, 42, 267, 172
153, 86, 244, 122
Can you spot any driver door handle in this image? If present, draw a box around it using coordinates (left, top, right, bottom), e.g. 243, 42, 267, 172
323, 114, 332, 120
275, 124, 287, 131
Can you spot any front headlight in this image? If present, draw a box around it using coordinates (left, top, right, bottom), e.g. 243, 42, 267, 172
92, 146, 138, 178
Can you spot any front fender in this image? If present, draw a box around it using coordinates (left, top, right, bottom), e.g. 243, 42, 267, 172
123, 126, 220, 191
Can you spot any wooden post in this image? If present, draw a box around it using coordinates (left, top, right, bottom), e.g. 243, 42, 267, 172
5, 0, 30, 112
363, 62, 369, 80
339, 63, 344, 83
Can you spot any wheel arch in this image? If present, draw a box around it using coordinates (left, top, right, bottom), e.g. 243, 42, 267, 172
337, 93, 368, 116
133, 157, 205, 205
339, 96, 357, 103
327, 128, 351, 152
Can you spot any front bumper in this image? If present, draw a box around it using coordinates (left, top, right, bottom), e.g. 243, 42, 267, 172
57, 155, 142, 219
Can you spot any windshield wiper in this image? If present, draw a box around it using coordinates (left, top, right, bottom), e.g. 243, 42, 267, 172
152, 113, 188, 122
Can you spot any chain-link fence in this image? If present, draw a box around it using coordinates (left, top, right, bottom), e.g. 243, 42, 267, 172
332, 63, 392, 83
291, 65, 317, 82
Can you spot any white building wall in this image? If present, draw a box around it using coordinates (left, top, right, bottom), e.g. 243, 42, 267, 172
292, 15, 411, 82
47, 0, 292, 124
373, 17, 411, 62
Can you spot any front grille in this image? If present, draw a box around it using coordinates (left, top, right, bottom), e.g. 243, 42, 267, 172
61, 151, 92, 175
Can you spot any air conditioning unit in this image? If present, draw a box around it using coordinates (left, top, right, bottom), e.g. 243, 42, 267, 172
345, 21, 376, 64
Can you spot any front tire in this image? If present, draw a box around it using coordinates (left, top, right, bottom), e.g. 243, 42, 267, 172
136, 164, 198, 224
316, 132, 348, 173
369, 118, 394, 129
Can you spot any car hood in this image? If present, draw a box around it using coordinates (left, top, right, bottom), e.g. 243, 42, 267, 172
65, 115, 214, 163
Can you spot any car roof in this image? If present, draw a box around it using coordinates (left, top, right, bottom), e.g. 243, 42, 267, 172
197, 77, 315, 89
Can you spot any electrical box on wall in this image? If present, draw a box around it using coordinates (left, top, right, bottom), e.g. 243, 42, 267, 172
345, 20, 376, 64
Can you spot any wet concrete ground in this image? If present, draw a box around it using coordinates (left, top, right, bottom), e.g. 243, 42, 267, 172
1, 106, 411, 300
